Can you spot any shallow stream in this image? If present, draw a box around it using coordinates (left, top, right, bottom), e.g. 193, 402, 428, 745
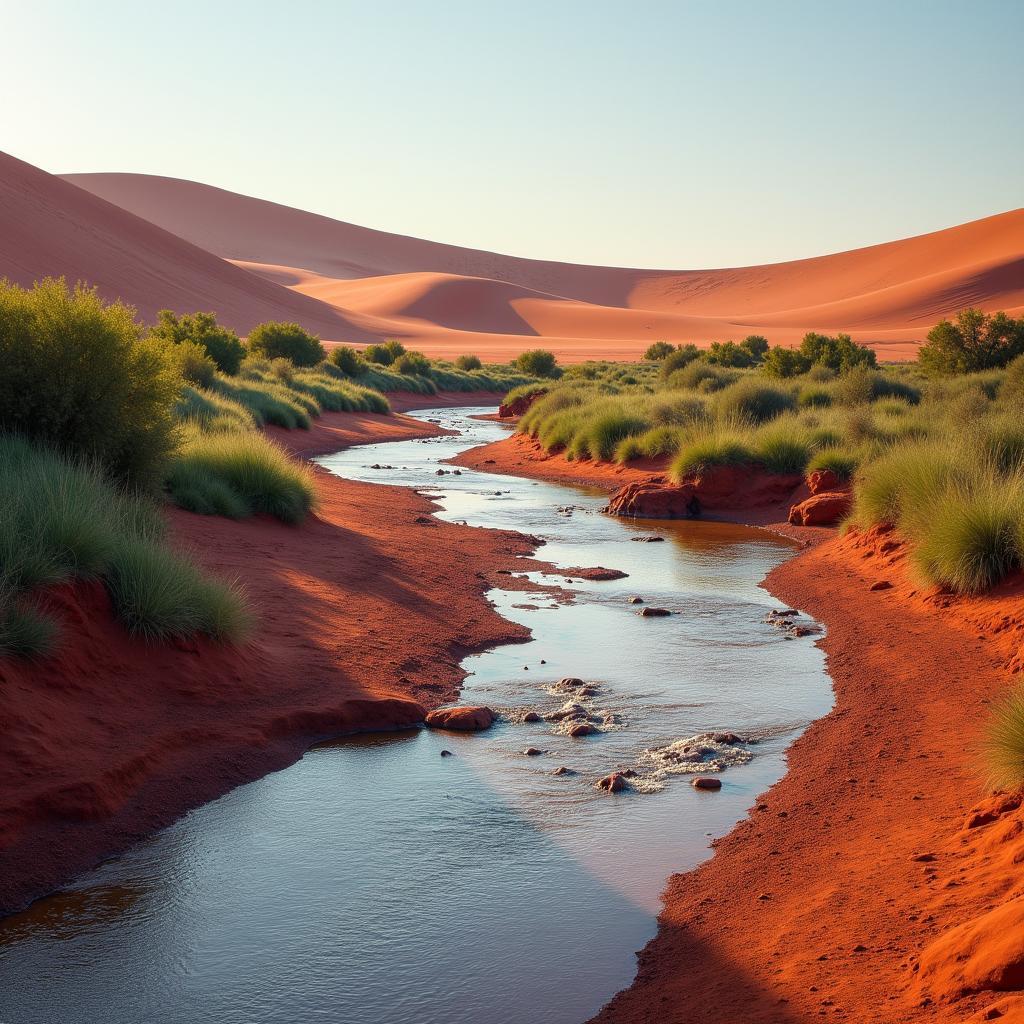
0, 406, 833, 1024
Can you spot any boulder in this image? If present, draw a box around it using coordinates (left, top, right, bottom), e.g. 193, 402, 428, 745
807, 468, 841, 495
692, 777, 722, 791
562, 566, 629, 581
596, 772, 628, 793
522, 711, 542, 723
638, 607, 672, 617
424, 705, 494, 731
568, 722, 598, 737
788, 490, 852, 527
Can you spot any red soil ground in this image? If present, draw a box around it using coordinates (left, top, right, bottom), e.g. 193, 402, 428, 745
455, 430, 1024, 1024
0, 395, 539, 915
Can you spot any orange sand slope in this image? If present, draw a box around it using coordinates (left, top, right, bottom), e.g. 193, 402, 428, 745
0, 152, 378, 342
0, 154, 1015, 362
65, 171, 1024, 362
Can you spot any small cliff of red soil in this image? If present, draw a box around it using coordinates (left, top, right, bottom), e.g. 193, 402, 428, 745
498, 389, 547, 418
457, 430, 1024, 1023
0, 400, 547, 914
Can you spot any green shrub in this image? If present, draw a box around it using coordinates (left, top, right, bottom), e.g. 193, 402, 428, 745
756, 429, 812, 474
983, 683, 1024, 789
574, 411, 648, 461
169, 339, 218, 389
150, 310, 246, 375
393, 350, 431, 376
919, 309, 1024, 375
213, 376, 312, 429
248, 321, 326, 367
715, 378, 795, 424
327, 345, 366, 376
644, 341, 676, 361
659, 344, 701, 380
614, 425, 685, 463
168, 431, 316, 524
364, 340, 406, 365
515, 349, 560, 378
762, 346, 810, 378
0, 278, 180, 489
455, 354, 482, 371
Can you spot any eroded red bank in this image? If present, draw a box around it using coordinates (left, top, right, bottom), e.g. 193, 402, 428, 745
0, 392, 543, 914
453, 430, 1024, 1024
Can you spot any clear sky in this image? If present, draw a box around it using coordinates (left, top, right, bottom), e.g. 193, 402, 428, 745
4, 0, 1022, 268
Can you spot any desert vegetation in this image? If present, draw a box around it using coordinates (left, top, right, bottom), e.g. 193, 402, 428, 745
514, 313, 1024, 597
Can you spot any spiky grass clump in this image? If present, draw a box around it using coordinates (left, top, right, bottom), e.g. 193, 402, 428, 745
911, 476, 1024, 593
0, 435, 249, 656
755, 428, 812, 474
714, 378, 796, 424
670, 432, 754, 480
106, 538, 250, 641
983, 683, 1024, 790
808, 447, 859, 481
177, 386, 256, 433
168, 431, 316, 524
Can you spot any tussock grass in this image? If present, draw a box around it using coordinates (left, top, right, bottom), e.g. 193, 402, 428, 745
0, 435, 249, 655
671, 431, 754, 479
168, 431, 316, 524
984, 683, 1024, 789
713, 378, 795, 424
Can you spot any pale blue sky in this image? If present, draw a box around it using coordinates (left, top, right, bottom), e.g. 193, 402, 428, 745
4, 1, 1022, 268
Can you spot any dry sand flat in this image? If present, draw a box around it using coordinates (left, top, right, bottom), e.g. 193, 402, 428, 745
65, 170, 1024, 361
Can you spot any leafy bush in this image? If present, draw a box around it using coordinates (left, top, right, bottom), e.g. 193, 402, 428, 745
329, 345, 367, 376
169, 339, 218, 388
247, 321, 326, 367
364, 340, 407, 365
455, 354, 482, 371
919, 309, 1024, 375
393, 350, 431, 376
644, 341, 676, 361
762, 346, 810, 378
706, 336, 768, 368
515, 349, 560, 378
0, 278, 180, 489
150, 310, 246, 375
168, 431, 317, 524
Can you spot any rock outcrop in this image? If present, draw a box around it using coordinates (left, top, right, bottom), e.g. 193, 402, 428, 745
788, 490, 853, 527
498, 390, 547, 418
607, 466, 803, 519
424, 705, 494, 731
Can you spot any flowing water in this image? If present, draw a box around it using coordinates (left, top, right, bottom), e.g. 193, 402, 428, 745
0, 406, 833, 1024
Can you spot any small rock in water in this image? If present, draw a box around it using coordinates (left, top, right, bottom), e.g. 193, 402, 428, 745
425, 706, 494, 731
522, 711, 542, 723
523, 747, 544, 756
638, 607, 672, 617
452, 469, 462, 475
558, 677, 584, 687
631, 535, 665, 543
435, 469, 449, 476
568, 722, 598, 738
712, 732, 743, 745
596, 772, 628, 793
540, 659, 546, 665
692, 777, 722, 791
440, 750, 454, 758
628, 596, 644, 604
552, 766, 574, 776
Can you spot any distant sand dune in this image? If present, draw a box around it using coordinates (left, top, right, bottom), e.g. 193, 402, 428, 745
0, 159, 1008, 362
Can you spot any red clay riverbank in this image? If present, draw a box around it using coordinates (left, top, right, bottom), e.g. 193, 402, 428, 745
455, 431, 1024, 1023
0, 392, 535, 915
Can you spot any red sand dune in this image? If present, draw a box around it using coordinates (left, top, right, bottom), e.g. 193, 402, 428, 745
65, 169, 1024, 361
0, 152, 377, 341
